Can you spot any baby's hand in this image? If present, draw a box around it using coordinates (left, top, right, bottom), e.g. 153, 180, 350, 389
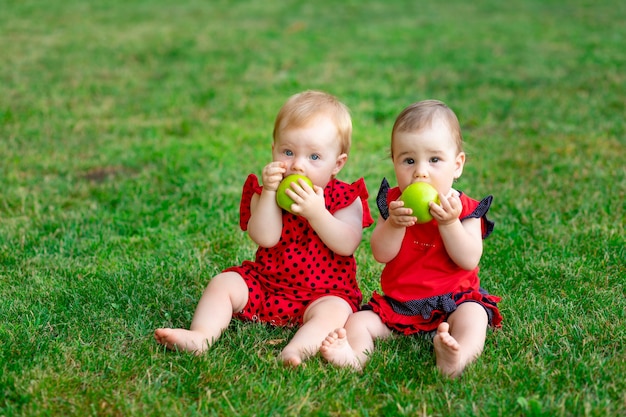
285, 180, 325, 219
430, 189, 462, 226
387, 200, 417, 228
261, 162, 286, 192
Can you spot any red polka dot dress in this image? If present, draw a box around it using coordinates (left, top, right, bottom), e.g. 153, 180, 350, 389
225, 174, 374, 327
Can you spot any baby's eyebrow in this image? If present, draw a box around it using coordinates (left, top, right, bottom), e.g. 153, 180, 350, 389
396, 151, 414, 158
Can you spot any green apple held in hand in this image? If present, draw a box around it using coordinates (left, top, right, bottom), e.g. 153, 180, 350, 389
276, 174, 314, 214
400, 182, 440, 223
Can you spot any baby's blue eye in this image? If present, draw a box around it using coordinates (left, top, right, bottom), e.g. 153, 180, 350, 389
285, 150, 294, 156
311, 154, 320, 161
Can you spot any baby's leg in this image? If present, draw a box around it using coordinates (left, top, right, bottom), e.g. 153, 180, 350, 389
320, 310, 391, 370
280, 296, 353, 366
154, 271, 248, 354
433, 302, 488, 378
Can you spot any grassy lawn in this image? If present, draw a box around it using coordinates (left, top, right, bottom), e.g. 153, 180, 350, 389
1, 0, 624, 415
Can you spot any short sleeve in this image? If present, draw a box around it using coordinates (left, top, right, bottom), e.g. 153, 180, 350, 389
461, 195, 495, 239
239, 174, 263, 231
327, 178, 374, 228
376, 178, 391, 219
376, 178, 402, 220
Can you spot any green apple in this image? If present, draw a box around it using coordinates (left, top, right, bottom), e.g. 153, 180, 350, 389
399, 182, 440, 223
276, 174, 314, 213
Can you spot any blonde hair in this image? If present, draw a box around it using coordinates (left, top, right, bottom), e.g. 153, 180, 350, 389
391, 99, 463, 157
273, 90, 352, 155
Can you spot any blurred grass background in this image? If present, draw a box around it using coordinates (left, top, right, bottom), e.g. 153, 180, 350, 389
1, 0, 624, 415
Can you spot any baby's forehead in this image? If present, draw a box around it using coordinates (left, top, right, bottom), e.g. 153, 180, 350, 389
280, 110, 336, 129
394, 125, 454, 143
275, 130, 341, 151
392, 129, 457, 155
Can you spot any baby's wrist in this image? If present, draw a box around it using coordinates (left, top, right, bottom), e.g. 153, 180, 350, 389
438, 219, 460, 228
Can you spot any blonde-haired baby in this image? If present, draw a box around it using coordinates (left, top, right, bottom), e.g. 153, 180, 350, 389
156, 90, 373, 366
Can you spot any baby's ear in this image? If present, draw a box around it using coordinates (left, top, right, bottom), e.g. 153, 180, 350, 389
454, 152, 466, 178
332, 153, 348, 175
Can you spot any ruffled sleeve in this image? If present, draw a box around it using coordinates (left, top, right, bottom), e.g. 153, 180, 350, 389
327, 178, 374, 228
376, 178, 402, 220
376, 178, 391, 219
461, 195, 495, 238
239, 174, 263, 231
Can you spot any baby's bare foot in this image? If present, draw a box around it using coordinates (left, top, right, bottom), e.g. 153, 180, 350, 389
433, 322, 463, 378
154, 328, 210, 355
280, 348, 303, 367
320, 328, 362, 370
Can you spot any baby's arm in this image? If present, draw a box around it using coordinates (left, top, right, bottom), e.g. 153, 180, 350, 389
370, 200, 412, 263
283, 179, 363, 256
306, 198, 364, 257
430, 192, 483, 270
247, 162, 285, 248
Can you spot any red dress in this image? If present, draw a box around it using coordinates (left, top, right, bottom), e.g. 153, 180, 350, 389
226, 174, 374, 327
368, 179, 502, 335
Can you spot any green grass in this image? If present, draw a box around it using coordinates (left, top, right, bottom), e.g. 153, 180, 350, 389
1, 0, 625, 415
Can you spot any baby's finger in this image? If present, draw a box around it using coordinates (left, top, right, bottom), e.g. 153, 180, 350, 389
435, 193, 449, 210
389, 200, 405, 210
296, 178, 314, 193
284, 188, 301, 202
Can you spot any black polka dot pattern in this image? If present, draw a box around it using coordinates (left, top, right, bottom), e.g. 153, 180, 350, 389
225, 174, 374, 327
